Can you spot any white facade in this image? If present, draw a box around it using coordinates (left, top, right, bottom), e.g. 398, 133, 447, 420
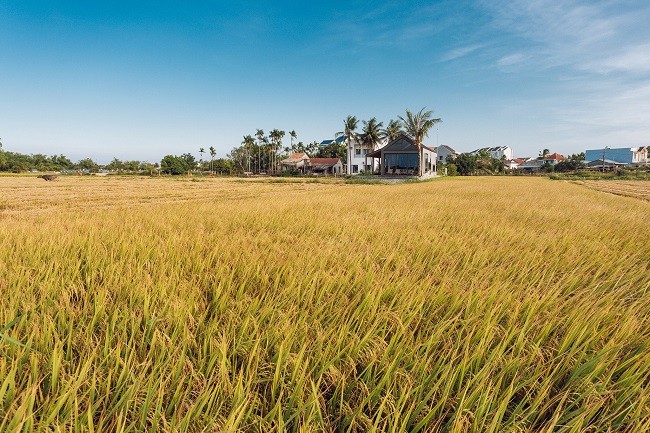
346, 140, 377, 175
435, 145, 459, 163
470, 146, 513, 160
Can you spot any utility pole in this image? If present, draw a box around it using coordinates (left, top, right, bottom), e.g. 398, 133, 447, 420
601, 146, 609, 173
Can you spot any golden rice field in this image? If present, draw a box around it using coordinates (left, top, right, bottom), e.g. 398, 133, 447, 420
1, 176, 649, 432
574, 180, 650, 201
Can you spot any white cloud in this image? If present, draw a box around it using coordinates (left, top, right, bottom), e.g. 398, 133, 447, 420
480, 0, 650, 150
441, 44, 485, 62
482, 0, 650, 73
589, 43, 650, 74
497, 53, 527, 67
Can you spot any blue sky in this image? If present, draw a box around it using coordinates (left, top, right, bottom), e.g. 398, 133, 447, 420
1, 0, 649, 162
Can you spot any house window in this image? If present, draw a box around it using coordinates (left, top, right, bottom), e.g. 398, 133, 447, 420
355, 149, 361, 156
352, 164, 359, 173
439, 155, 444, 161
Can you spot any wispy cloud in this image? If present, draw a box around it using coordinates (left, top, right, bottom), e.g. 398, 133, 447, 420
324, 2, 457, 51
482, 0, 650, 74
441, 44, 485, 62
481, 0, 650, 148
496, 52, 528, 70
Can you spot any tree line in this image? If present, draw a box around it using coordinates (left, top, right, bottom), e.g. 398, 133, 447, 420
446, 151, 586, 176
0, 107, 443, 176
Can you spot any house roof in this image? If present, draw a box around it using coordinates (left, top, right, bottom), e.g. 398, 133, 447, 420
543, 153, 565, 161
319, 136, 346, 146
309, 158, 340, 168
281, 153, 310, 163
367, 134, 435, 158
586, 159, 627, 166
434, 145, 458, 154
470, 146, 511, 154
518, 159, 545, 168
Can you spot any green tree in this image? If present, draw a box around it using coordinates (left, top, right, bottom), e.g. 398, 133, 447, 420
106, 158, 124, 172
381, 119, 403, 144
399, 107, 442, 176
123, 160, 141, 172
209, 147, 216, 174
199, 147, 205, 172
255, 129, 266, 173
317, 140, 346, 160
360, 117, 383, 151
269, 129, 285, 174
554, 153, 586, 172
289, 130, 297, 148
336, 115, 359, 175
243, 135, 255, 173
160, 155, 189, 175
76, 158, 99, 173
448, 153, 477, 176
213, 158, 234, 175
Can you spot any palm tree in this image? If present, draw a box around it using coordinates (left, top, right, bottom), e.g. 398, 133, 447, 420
360, 118, 383, 149
399, 107, 442, 177
243, 135, 255, 173
269, 129, 285, 174
255, 129, 266, 174
209, 146, 216, 174
360, 118, 383, 174
381, 119, 403, 144
199, 147, 205, 173
289, 130, 297, 149
336, 115, 359, 175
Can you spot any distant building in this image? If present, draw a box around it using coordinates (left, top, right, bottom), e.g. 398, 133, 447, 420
308, 158, 343, 175
280, 153, 310, 173
434, 145, 459, 163
542, 153, 565, 165
585, 159, 627, 171
318, 136, 346, 147
584, 147, 647, 165
517, 159, 546, 172
469, 146, 513, 160
504, 159, 521, 169
367, 134, 437, 178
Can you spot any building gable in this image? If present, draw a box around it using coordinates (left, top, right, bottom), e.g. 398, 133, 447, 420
381, 135, 417, 153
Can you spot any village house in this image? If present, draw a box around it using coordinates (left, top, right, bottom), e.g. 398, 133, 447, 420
584, 147, 648, 165
434, 145, 459, 163
542, 153, 565, 165
367, 134, 437, 178
307, 158, 343, 175
469, 146, 513, 160
280, 153, 310, 173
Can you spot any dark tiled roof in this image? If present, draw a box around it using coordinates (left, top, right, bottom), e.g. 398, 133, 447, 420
309, 158, 340, 167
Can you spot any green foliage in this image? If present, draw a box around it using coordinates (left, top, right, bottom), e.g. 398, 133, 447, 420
316, 141, 346, 160
0, 150, 75, 172
448, 153, 478, 175
76, 158, 100, 172
212, 158, 233, 174
160, 154, 191, 175
554, 153, 586, 172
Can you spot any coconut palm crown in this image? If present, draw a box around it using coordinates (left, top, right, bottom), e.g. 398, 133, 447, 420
381, 119, 403, 144
399, 108, 442, 176
360, 117, 384, 151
